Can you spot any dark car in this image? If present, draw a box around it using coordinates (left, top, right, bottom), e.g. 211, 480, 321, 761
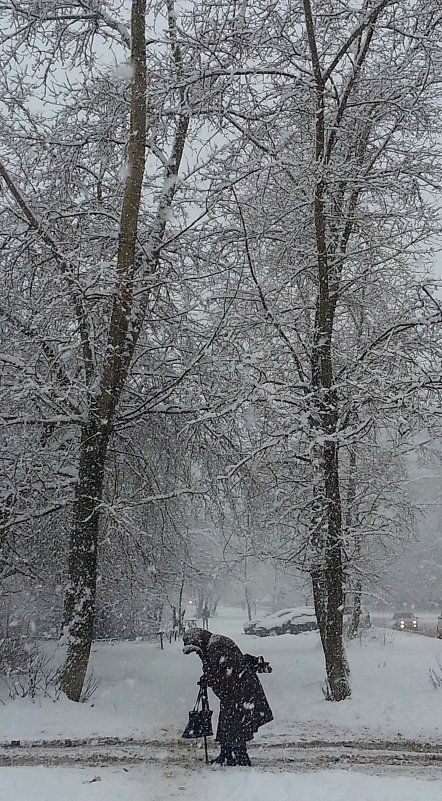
244, 607, 318, 637
392, 611, 418, 631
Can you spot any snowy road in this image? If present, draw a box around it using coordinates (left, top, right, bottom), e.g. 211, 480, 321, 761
2, 736, 442, 778
370, 612, 440, 638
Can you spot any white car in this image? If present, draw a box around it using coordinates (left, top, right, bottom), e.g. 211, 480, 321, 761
244, 607, 318, 637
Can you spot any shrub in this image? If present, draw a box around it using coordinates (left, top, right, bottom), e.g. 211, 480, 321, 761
0, 633, 60, 701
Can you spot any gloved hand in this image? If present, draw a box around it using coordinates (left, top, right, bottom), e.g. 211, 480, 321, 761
257, 655, 273, 673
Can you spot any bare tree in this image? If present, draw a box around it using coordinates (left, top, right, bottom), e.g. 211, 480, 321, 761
184, 0, 442, 699
0, 0, 195, 699
1, 0, 442, 706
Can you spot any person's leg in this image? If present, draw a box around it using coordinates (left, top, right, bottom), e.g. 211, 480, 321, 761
232, 741, 251, 767
210, 737, 235, 765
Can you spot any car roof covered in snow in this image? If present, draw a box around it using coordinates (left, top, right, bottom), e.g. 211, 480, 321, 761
255, 607, 317, 629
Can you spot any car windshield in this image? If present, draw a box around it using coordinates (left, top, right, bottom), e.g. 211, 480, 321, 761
394, 612, 415, 619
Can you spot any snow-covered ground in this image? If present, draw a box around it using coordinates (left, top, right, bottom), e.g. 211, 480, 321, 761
3, 606, 442, 745
2, 765, 442, 801
2, 606, 442, 799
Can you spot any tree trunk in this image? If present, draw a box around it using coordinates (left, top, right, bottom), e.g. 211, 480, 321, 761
309, 286, 351, 699
244, 551, 252, 621
344, 448, 362, 640
59, 0, 148, 701
302, 0, 350, 700
312, 553, 350, 700
244, 583, 252, 622
311, 567, 327, 654
323, 438, 350, 699
196, 592, 204, 619
348, 579, 363, 640
59, 422, 110, 700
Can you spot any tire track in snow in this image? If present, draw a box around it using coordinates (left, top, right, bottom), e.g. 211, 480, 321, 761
1, 737, 442, 775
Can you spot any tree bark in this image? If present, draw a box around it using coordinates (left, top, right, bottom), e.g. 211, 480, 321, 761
345, 448, 362, 640
348, 578, 363, 640
59, 422, 110, 699
59, 0, 148, 701
244, 584, 252, 622
302, 0, 351, 702
311, 567, 327, 654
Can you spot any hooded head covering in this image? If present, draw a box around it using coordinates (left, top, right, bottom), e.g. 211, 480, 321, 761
182, 627, 211, 657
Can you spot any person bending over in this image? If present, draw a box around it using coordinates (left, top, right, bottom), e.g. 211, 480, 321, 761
183, 628, 273, 766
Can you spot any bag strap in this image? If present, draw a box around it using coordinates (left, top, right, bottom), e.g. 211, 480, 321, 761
200, 685, 209, 711
192, 687, 203, 712
193, 682, 210, 712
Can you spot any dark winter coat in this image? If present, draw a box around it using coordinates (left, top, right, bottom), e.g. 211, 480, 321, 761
183, 629, 273, 744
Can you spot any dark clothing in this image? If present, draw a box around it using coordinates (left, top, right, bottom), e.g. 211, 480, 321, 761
212, 741, 251, 767
231, 741, 252, 766
183, 629, 273, 745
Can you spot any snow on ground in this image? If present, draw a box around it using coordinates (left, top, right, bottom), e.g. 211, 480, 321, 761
3, 606, 442, 799
1, 764, 442, 801
2, 605, 442, 745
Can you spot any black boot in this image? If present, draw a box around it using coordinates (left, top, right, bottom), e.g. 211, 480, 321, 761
233, 743, 251, 767
210, 746, 234, 766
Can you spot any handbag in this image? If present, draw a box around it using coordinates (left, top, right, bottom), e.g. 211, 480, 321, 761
182, 685, 213, 739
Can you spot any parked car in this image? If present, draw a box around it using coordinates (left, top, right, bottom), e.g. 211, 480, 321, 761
243, 609, 291, 636
243, 608, 297, 636
342, 605, 371, 630
392, 611, 418, 631
244, 607, 318, 637
437, 613, 442, 639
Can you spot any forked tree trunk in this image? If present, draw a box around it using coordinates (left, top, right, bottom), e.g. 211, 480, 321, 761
1, 0, 189, 704
59, 0, 148, 702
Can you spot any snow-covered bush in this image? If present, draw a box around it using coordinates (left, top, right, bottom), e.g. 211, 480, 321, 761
0, 634, 60, 702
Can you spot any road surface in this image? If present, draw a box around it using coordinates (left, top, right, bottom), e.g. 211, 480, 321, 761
370, 612, 440, 639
